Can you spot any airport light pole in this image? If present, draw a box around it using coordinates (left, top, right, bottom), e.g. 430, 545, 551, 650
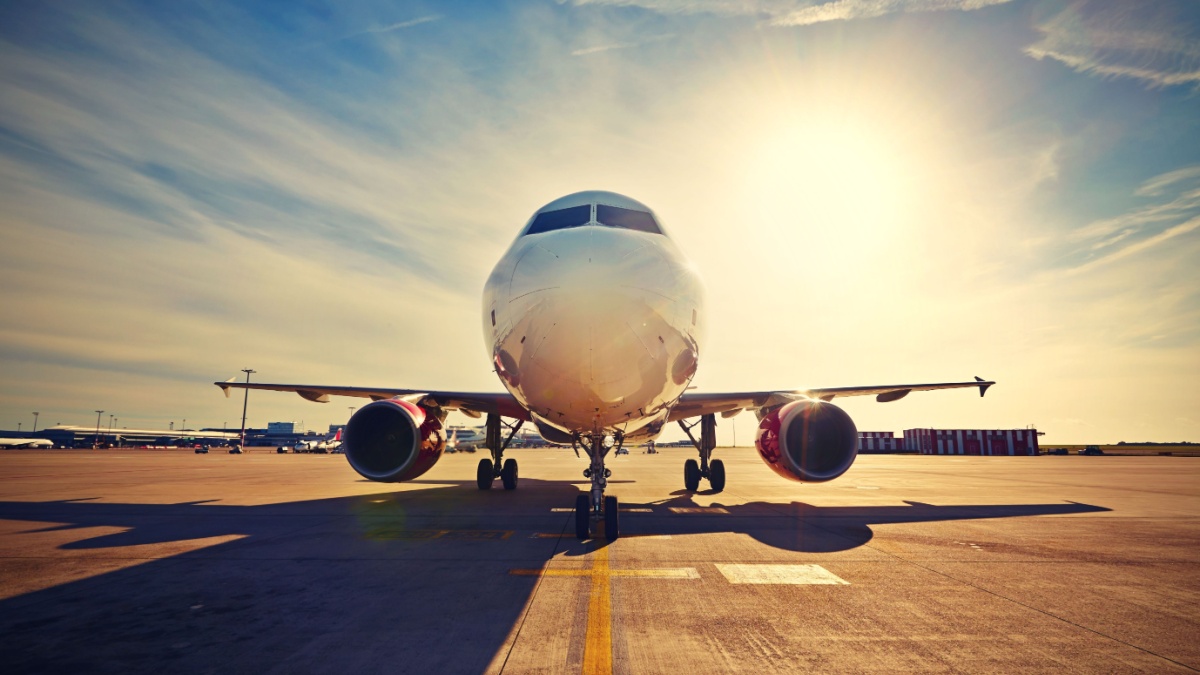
239, 368, 256, 449
32, 412, 39, 433
108, 414, 114, 436
93, 410, 104, 449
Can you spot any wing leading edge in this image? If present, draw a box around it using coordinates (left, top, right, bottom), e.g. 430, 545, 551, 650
668, 377, 994, 422
214, 381, 531, 421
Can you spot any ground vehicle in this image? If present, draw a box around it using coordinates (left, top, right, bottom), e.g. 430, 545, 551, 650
195, 447, 208, 454
1080, 445, 1104, 456
1047, 448, 1068, 455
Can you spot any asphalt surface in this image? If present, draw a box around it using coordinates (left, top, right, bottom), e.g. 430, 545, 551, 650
0, 448, 1197, 673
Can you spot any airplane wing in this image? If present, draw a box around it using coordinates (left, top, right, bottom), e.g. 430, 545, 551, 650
668, 377, 994, 422
214, 381, 531, 420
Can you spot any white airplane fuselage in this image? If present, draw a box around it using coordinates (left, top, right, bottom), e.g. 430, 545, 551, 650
483, 191, 705, 442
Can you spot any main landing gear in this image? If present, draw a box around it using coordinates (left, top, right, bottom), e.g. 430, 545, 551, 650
573, 432, 622, 541
679, 413, 725, 492
476, 413, 524, 491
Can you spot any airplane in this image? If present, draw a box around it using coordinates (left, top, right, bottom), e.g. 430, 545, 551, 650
292, 429, 342, 454
217, 190, 993, 541
445, 425, 485, 452
0, 437, 53, 448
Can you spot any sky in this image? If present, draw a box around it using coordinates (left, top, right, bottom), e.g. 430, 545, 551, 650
0, 0, 1197, 444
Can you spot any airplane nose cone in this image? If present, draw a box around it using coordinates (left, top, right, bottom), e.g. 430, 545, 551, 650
498, 226, 698, 428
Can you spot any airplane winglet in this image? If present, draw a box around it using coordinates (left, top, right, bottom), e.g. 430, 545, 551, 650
217, 377, 236, 398
975, 376, 994, 398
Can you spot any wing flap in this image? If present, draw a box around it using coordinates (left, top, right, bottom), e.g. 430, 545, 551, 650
213, 381, 531, 420
669, 377, 994, 422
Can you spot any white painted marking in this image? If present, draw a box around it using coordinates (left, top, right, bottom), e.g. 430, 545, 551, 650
855, 486, 879, 490
669, 507, 729, 514
715, 564, 849, 585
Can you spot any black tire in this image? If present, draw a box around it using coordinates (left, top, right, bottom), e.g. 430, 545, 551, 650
604, 495, 619, 541
709, 459, 726, 492
501, 458, 518, 490
476, 458, 494, 490
684, 459, 701, 491
575, 494, 590, 539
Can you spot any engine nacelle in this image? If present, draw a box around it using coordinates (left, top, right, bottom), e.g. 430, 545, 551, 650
343, 399, 445, 482
755, 399, 858, 482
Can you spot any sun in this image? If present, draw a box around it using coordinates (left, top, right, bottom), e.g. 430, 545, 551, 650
743, 120, 913, 265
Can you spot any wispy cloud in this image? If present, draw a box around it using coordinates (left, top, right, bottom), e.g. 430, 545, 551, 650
1025, 1, 1200, 89
571, 33, 675, 56
770, 0, 1013, 26
336, 15, 440, 42
1061, 166, 1200, 275
560, 0, 1014, 25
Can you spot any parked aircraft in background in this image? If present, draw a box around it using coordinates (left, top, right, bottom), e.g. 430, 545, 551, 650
0, 437, 53, 448
292, 429, 342, 454
218, 191, 993, 541
445, 426, 484, 452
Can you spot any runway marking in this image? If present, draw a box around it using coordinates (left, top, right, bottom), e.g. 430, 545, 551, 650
715, 564, 849, 585
509, 551, 698, 674
364, 528, 513, 541
668, 506, 729, 514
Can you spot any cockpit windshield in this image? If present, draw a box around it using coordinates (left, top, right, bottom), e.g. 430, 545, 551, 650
526, 205, 592, 235
596, 204, 662, 234
523, 202, 663, 236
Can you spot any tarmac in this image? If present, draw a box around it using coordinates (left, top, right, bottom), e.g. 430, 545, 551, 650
0, 447, 1197, 673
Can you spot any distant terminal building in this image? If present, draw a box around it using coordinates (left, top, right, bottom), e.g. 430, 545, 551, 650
267, 422, 295, 435
903, 428, 1039, 456
858, 432, 904, 453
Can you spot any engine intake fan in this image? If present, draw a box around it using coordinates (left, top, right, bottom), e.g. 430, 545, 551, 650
755, 399, 858, 482
343, 399, 445, 482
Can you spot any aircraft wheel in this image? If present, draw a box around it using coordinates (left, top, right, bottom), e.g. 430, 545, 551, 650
709, 459, 726, 492
476, 458, 494, 490
604, 495, 619, 541
684, 459, 701, 491
574, 494, 591, 539
501, 458, 518, 490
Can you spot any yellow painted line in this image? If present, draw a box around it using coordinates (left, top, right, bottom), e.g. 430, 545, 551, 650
668, 506, 729, 514
619, 507, 653, 513
508, 550, 700, 674
583, 545, 611, 675
509, 567, 697, 578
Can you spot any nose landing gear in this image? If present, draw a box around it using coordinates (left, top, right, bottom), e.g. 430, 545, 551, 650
573, 432, 622, 540
679, 413, 725, 492
476, 414, 524, 491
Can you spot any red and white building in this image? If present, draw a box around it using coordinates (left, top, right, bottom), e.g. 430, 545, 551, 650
903, 428, 1039, 456
858, 432, 904, 453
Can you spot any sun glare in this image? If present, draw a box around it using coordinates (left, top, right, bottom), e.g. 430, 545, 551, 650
743, 120, 915, 271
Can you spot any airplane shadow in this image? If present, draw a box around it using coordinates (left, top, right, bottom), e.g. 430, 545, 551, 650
0, 479, 1110, 673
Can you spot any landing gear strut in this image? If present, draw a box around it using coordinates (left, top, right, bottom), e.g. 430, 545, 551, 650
573, 432, 621, 540
476, 413, 523, 491
679, 413, 725, 492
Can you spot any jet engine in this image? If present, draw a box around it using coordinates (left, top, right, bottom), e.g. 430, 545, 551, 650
755, 399, 858, 482
343, 399, 445, 482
